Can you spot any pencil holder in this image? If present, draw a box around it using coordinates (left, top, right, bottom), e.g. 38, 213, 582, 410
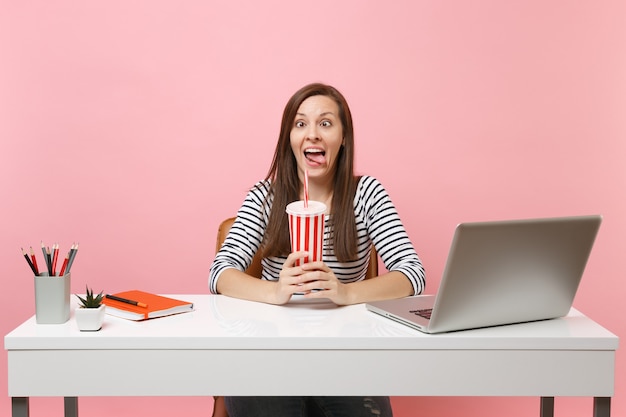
34, 272, 71, 324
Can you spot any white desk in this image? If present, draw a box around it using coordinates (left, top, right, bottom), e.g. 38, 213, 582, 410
5, 295, 619, 417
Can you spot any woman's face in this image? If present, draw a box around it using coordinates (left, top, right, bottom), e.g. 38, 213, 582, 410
290, 95, 344, 183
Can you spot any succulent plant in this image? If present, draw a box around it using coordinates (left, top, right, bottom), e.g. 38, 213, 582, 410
76, 286, 104, 308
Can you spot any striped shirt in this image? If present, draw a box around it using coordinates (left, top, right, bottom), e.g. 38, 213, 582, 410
209, 175, 425, 296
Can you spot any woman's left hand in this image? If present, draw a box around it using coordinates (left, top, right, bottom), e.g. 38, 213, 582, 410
297, 261, 353, 305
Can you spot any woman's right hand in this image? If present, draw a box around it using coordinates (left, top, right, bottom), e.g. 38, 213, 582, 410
273, 251, 311, 304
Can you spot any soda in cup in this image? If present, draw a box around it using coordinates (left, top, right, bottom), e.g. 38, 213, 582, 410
286, 200, 326, 266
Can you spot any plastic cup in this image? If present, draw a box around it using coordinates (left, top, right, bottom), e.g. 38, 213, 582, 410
286, 200, 326, 266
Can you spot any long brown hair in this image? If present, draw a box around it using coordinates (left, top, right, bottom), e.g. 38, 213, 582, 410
260, 83, 359, 261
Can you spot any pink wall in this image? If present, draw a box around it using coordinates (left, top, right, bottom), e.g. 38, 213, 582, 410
1, 1, 624, 416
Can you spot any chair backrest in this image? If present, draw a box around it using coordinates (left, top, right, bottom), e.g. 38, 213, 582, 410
215, 217, 378, 279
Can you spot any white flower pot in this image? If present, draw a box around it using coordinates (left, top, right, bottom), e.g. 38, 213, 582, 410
75, 304, 105, 331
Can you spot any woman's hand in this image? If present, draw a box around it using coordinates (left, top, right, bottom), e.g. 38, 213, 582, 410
273, 251, 316, 304
277, 253, 413, 306
296, 260, 353, 305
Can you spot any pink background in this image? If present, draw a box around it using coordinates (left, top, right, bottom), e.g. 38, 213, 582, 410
1, 1, 624, 416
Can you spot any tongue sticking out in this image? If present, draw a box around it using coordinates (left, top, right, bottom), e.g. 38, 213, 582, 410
305, 150, 326, 165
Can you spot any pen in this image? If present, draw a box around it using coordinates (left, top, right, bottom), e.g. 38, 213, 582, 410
105, 294, 148, 308
29, 247, 39, 275
21, 248, 38, 275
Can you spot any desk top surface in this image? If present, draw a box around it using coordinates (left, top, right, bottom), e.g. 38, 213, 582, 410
4, 294, 619, 351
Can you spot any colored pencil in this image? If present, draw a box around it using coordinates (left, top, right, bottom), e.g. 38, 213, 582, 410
59, 252, 70, 276
66, 243, 79, 273
41, 242, 51, 275
44, 245, 53, 275
51, 243, 59, 276
29, 247, 39, 275
21, 248, 38, 275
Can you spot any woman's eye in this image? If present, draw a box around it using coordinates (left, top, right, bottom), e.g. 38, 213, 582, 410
321, 120, 331, 127
295, 121, 305, 128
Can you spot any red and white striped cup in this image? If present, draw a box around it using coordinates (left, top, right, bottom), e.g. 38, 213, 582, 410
286, 200, 326, 266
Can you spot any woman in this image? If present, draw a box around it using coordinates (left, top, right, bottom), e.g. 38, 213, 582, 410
209, 83, 425, 416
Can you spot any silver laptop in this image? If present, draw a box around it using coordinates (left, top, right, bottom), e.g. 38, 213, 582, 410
366, 215, 602, 333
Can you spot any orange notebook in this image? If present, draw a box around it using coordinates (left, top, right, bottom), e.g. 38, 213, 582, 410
102, 290, 194, 321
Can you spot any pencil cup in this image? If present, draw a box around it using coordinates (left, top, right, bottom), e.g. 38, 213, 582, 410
34, 272, 71, 324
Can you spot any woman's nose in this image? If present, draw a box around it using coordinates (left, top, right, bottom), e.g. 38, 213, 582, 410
305, 125, 320, 140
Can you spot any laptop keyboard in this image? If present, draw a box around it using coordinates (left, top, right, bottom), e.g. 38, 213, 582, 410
409, 308, 432, 319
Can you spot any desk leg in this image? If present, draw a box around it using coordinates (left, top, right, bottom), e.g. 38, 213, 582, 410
11, 397, 29, 417
540, 397, 554, 417
594, 397, 611, 417
64, 397, 78, 417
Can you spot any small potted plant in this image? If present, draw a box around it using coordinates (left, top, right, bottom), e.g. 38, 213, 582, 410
75, 286, 105, 331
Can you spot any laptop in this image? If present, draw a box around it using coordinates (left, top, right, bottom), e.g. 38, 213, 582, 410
366, 215, 602, 333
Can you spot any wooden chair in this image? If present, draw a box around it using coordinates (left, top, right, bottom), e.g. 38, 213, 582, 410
212, 217, 379, 417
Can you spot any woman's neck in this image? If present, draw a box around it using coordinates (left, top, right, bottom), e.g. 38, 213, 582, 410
304, 182, 333, 211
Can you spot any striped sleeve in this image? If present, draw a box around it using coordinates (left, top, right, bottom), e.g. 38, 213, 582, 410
208, 181, 271, 294
356, 176, 426, 295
